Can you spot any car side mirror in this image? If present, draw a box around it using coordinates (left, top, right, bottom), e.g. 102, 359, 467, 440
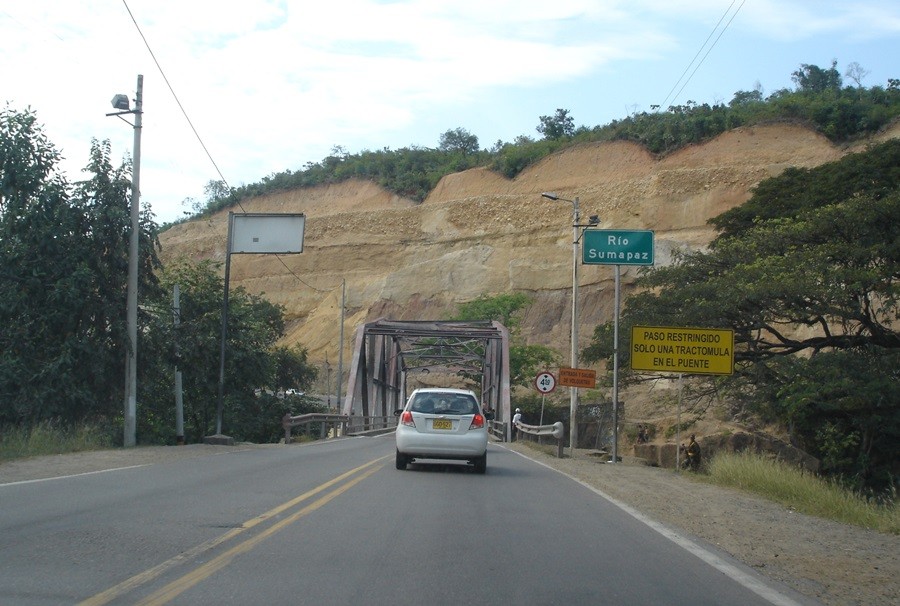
394, 408, 404, 417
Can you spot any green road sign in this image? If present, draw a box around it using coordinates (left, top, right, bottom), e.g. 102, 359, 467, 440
583, 229, 654, 265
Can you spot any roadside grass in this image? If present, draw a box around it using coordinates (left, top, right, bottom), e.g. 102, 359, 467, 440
704, 451, 899, 535
0, 421, 113, 463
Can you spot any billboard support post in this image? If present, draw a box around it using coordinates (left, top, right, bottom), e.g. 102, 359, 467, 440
208, 212, 305, 444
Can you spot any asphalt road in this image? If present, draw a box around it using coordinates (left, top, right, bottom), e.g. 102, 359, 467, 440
0, 436, 814, 605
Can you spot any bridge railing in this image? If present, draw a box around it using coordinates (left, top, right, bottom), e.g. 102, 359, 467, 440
282, 413, 397, 443
346, 415, 396, 435
487, 419, 508, 442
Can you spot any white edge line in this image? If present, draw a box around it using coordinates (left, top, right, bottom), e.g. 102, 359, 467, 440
0, 464, 151, 487
503, 446, 809, 606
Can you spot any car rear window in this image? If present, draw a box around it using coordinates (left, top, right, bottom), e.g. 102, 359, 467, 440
410, 393, 478, 415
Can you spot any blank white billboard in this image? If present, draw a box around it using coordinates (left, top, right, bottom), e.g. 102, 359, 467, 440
231, 213, 305, 254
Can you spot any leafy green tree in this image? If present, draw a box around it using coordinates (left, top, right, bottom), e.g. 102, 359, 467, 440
0, 107, 160, 428
140, 260, 317, 443
792, 60, 842, 92
537, 108, 575, 140
729, 88, 763, 107
452, 293, 531, 331
203, 180, 231, 205
451, 294, 560, 388
271, 345, 318, 394
582, 142, 899, 490
438, 128, 479, 155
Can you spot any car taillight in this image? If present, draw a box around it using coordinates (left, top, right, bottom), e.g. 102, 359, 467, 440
469, 414, 484, 430
401, 411, 415, 427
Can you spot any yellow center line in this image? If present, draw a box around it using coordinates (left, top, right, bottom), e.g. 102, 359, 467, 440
79, 456, 387, 606
138, 463, 384, 605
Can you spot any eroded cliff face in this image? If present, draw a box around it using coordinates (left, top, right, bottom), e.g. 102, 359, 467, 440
158, 123, 894, 373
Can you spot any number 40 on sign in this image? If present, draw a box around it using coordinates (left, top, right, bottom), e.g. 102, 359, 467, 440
534, 372, 557, 394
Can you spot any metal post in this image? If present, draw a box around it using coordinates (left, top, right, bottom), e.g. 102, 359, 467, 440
123, 74, 143, 448
174, 284, 184, 445
325, 354, 332, 409
337, 278, 345, 412
215, 212, 235, 436
611, 264, 621, 463
570, 197, 580, 456
676, 372, 683, 471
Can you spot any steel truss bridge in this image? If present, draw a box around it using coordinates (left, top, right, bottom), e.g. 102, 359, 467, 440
340, 319, 511, 427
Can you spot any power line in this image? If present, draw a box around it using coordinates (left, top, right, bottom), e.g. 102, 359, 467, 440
119, 2, 342, 298
272, 255, 340, 293
119, 0, 246, 213
657, 0, 745, 111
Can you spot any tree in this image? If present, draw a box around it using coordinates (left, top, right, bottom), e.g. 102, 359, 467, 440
452, 293, 531, 331
729, 88, 763, 107
140, 260, 317, 443
582, 142, 899, 490
451, 294, 560, 388
438, 128, 479, 155
0, 107, 160, 428
536, 109, 575, 140
844, 62, 869, 87
271, 345, 318, 393
792, 60, 842, 92
203, 180, 231, 204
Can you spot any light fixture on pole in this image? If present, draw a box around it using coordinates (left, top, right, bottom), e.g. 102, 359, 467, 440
107, 75, 143, 448
542, 192, 599, 456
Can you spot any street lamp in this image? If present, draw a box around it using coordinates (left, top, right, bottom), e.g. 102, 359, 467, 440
107, 75, 143, 448
542, 192, 600, 456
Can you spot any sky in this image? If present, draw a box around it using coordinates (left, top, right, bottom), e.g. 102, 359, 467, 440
2, 0, 899, 224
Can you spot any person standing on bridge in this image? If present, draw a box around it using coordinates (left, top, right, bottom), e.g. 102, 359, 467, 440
511, 408, 522, 442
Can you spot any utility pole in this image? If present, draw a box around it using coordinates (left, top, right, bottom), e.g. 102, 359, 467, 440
112, 74, 143, 448
337, 278, 345, 412
174, 284, 184, 445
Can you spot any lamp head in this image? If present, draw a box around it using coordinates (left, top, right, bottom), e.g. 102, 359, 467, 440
111, 94, 130, 111
541, 192, 560, 201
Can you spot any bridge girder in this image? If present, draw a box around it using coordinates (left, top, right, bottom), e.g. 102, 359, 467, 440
342, 319, 511, 425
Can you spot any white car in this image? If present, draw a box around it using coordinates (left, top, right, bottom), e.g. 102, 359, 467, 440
394, 388, 488, 473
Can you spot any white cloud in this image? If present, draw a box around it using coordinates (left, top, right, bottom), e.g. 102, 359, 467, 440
2, 0, 898, 222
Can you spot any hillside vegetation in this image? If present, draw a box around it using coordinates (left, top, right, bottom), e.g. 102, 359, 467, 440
178, 61, 900, 224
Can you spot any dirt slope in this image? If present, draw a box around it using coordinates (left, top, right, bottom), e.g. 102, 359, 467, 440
157, 122, 896, 419
160, 125, 846, 348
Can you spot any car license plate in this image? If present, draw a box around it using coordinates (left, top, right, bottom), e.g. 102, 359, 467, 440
432, 419, 452, 430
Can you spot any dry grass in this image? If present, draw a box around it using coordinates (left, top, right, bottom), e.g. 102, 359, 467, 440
0, 421, 112, 462
706, 451, 899, 534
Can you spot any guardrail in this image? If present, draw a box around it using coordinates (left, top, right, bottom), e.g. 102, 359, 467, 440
346, 415, 396, 435
487, 419, 508, 442
282, 413, 396, 443
513, 421, 566, 457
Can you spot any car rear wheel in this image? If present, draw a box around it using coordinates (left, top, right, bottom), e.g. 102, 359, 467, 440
395, 450, 408, 470
473, 453, 487, 474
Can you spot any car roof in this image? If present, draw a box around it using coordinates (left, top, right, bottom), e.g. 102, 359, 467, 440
409, 387, 476, 396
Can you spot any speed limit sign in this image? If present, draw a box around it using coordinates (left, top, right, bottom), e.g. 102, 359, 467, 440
534, 371, 557, 394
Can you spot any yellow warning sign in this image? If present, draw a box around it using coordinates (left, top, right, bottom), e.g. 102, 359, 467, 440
631, 326, 734, 375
